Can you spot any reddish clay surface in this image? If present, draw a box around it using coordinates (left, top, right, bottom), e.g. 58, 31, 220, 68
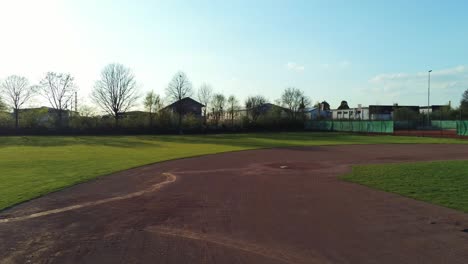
1, 144, 468, 264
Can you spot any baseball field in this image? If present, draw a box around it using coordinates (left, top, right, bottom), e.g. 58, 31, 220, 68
1, 132, 468, 263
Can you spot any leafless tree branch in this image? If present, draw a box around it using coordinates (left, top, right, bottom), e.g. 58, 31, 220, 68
40, 72, 77, 127
91, 63, 140, 126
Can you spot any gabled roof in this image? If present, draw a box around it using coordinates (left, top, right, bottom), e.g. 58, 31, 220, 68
162, 97, 205, 110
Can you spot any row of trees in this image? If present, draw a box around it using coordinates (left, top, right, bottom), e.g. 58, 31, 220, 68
392, 89, 468, 122
0, 73, 77, 129
0, 63, 312, 133
391, 95, 468, 131
393, 106, 467, 122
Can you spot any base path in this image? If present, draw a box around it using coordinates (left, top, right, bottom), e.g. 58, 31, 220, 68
1, 144, 468, 264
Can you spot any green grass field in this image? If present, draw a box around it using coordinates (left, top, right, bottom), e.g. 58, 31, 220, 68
0, 132, 467, 211
343, 161, 468, 213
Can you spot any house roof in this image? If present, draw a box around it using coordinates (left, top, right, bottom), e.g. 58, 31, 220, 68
21, 106, 58, 111
249, 103, 291, 112
19, 107, 75, 113
123, 111, 149, 114
162, 97, 205, 110
419, 105, 447, 109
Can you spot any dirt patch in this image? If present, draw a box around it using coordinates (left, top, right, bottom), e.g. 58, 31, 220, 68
1, 144, 468, 263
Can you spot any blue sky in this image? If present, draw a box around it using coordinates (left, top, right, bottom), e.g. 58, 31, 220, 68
1, 0, 467, 110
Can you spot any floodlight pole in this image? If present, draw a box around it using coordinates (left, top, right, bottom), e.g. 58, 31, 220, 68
428, 70, 432, 124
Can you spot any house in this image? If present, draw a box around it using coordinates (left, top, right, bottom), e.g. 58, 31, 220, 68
368, 105, 394, 120
369, 105, 419, 120
332, 107, 370, 120
161, 97, 205, 118
253, 103, 291, 116
322, 102, 450, 121
247, 103, 293, 120
419, 105, 449, 115
18, 107, 75, 125
307, 107, 332, 120
102, 111, 150, 120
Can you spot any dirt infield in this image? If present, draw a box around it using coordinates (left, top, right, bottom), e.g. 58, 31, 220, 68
1, 144, 468, 264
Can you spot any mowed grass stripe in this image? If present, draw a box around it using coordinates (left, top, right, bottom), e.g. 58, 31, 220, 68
343, 161, 468, 213
0, 132, 466, 211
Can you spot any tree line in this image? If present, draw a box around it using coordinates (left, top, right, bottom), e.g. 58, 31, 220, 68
0, 63, 311, 134
393, 91, 468, 123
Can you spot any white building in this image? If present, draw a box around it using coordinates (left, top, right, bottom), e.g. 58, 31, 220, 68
331, 107, 370, 120
419, 105, 448, 115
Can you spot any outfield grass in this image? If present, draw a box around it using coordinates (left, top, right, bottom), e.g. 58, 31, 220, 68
0, 132, 467, 211
343, 161, 468, 213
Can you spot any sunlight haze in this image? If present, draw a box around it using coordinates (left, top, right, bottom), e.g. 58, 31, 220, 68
1, 0, 467, 109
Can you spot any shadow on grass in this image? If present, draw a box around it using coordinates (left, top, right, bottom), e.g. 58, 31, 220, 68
0, 136, 158, 148
142, 132, 374, 148
0, 132, 346, 149
0, 132, 461, 149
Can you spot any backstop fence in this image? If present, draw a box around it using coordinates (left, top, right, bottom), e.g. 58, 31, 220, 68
305, 120, 393, 133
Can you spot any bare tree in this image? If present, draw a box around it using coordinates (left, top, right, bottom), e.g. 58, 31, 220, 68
0, 97, 6, 112
0, 75, 36, 128
40, 72, 77, 127
227, 95, 240, 126
197, 83, 213, 124
245, 95, 268, 122
337, 100, 350, 110
144, 90, 162, 127
78, 105, 98, 117
211, 93, 226, 126
92, 63, 139, 126
281, 87, 311, 119
166, 71, 192, 131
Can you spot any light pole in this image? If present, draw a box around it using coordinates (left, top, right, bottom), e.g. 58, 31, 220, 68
428, 70, 432, 124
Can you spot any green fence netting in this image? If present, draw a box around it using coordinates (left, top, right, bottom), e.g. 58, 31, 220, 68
305, 120, 393, 133
431, 120, 458, 130
394, 121, 418, 130
394, 120, 458, 130
458, 121, 468, 136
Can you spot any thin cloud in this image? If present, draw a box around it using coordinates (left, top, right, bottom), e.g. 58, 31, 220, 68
339, 60, 351, 68
370, 65, 467, 83
286, 62, 305, 72
364, 65, 468, 105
